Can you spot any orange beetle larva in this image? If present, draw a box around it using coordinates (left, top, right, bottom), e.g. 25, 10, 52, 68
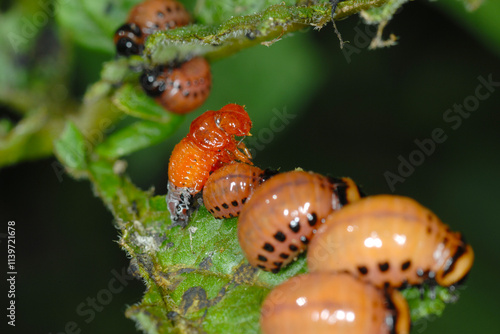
260, 272, 411, 334
167, 104, 253, 226
202, 163, 277, 219
307, 195, 474, 288
114, 0, 191, 56
238, 171, 363, 273
141, 57, 212, 114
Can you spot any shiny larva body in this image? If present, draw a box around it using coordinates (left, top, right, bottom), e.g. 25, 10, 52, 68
141, 57, 212, 114
238, 171, 363, 273
114, 0, 191, 56
168, 138, 220, 191
260, 272, 410, 334
167, 104, 253, 225
307, 195, 474, 288
203, 163, 276, 219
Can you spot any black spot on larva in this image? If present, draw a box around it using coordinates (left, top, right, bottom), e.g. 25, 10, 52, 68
222, 203, 229, 209
300, 236, 309, 244
307, 213, 318, 226
157, 11, 164, 18
263, 243, 274, 252
289, 244, 298, 252
273, 262, 283, 268
379, 262, 390, 272
194, 92, 198, 98
383, 289, 399, 334
117, 22, 142, 36
383, 281, 391, 289
443, 237, 449, 245
279, 253, 289, 259
246, 31, 256, 40
166, 6, 172, 12
258, 255, 267, 262
214, 206, 221, 212
427, 226, 432, 234
271, 268, 280, 273
335, 183, 349, 207
231, 200, 238, 207
428, 271, 436, 280
401, 260, 411, 271
257, 264, 266, 269
273, 231, 286, 242
357, 185, 367, 198
242, 197, 248, 204
442, 243, 468, 278
228, 213, 234, 218
357, 266, 368, 275
289, 218, 300, 233
427, 213, 433, 221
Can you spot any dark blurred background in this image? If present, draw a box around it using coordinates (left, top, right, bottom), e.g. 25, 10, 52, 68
1, 0, 499, 333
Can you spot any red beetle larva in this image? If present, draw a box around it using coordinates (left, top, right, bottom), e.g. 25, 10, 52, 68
166, 104, 253, 225
141, 57, 212, 114
260, 272, 411, 334
237, 171, 363, 273
307, 195, 474, 288
114, 0, 191, 56
202, 163, 277, 219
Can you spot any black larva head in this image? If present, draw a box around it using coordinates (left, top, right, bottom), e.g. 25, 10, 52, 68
259, 168, 279, 183
140, 68, 166, 97
115, 23, 143, 56
116, 37, 142, 56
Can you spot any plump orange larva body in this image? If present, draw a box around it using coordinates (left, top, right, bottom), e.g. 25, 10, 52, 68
238, 171, 363, 273
203, 163, 276, 219
141, 57, 212, 114
114, 0, 191, 56
260, 272, 410, 334
167, 104, 252, 225
168, 138, 220, 191
307, 195, 474, 288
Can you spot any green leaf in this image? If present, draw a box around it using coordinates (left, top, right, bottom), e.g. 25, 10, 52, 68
194, 0, 297, 25
458, 0, 484, 11
360, 0, 410, 24
56, 0, 140, 53
88, 159, 124, 203
95, 118, 184, 159
118, 203, 307, 333
112, 83, 179, 123
145, 0, 390, 63
82, 145, 466, 334
434, 0, 500, 57
0, 119, 14, 137
54, 121, 88, 171
401, 285, 458, 322
0, 109, 55, 167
